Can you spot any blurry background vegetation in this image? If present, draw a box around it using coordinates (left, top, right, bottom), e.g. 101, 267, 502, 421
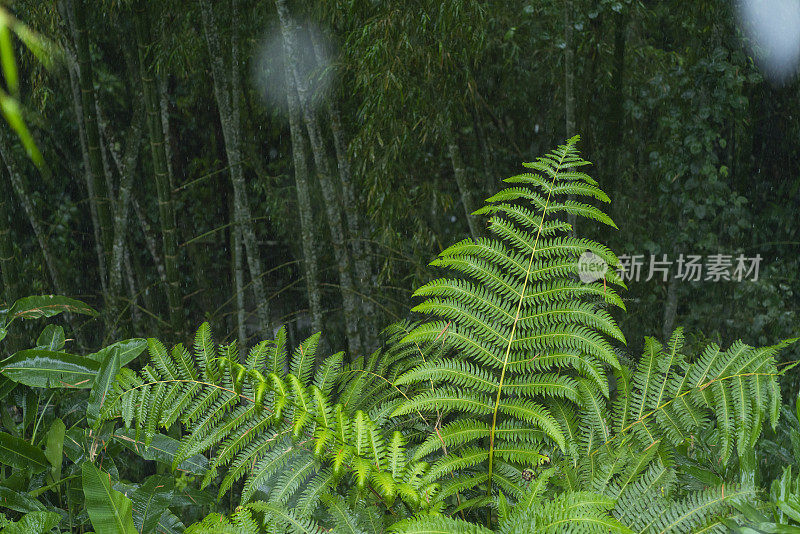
0, 0, 797, 386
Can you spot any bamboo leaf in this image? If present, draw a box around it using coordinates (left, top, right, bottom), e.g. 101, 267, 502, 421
0, 431, 48, 472
82, 462, 137, 534
43, 418, 65, 482
0, 511, 61, 534
0, 92, 43, 169
86, 338, 147, 366
35, 325, 65, 351
153, 510, 184, 534
0, 349, 99, 388
131, 475, 174, 534
5, 295, 96, 325
7, 16, 56, 69
0, 486, 46, 513
0, 375, 15, 402
0, 23, 18, 95
87, 346, 122, 425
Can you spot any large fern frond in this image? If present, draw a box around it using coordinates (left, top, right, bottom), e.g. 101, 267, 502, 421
586, 328, 795, 463
560, 328, 796, 532
100, 324, 440, 516
395, 136, 626, 497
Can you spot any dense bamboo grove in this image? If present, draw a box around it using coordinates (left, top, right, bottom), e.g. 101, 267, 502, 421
1, 1, 800, 532
0, 0, 794, 356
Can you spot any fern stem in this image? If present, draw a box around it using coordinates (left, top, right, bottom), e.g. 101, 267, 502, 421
104, 379, 256, 413
485, 144, 567, 510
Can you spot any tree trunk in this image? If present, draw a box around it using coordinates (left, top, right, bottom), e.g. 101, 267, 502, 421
62, 40, 107, 297
123, 247, 142, 329
283, 58, 324, 336
662, 276, 679, 341
200, 0, 271, 337
0, 132, 64, 293
610, 12, 627, 144
276, 0, 363, 356
308, 34, 368, 275
446, 125, 482, 240
159, 77, 177, 192
130, 196, 167, 286
69, 0, 113, 281
327, 106, 366, 272
134, 1, 183, 337
129, 245, 158, 332
308, 31, 375, 348
0, 181, 18, 304
470, 98, 493, 187
232, 216, 247, 353
564, 1, 576, 138
610, 9, 628, 196
107, 110, 143, 332
564, 0, 577, 234
328, 103, 378, 349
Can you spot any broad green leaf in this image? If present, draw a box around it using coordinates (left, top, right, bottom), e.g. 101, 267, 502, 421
131, 475, 174, 534
0, 486, 46, 513
44, 418, 65, 482
153, 510, 184, 534
29, 473, 80, 498
82, 462, 136, 534
0, 376, 15, 402
0, 406, 16, 437
87, 347, 122, 425
0, 349, 99, 388
112, 429, 209, 475
36, 325, 65, 351
168, 484, 215, 508
86, 338, 147, 367
21, 389, 35, 435
6, 295, 97, 325
0, 431, 48, 473
0, 511, 60, 534
63, 427, 87, 464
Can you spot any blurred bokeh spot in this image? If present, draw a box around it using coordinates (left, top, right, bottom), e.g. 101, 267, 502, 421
737, 0, 800, 84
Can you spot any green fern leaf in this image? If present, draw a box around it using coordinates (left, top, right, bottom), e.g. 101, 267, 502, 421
395, 137, 624, 500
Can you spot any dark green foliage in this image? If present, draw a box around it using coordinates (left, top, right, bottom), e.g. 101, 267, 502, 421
95, 141, 797, 533
2, 0, 799, 529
